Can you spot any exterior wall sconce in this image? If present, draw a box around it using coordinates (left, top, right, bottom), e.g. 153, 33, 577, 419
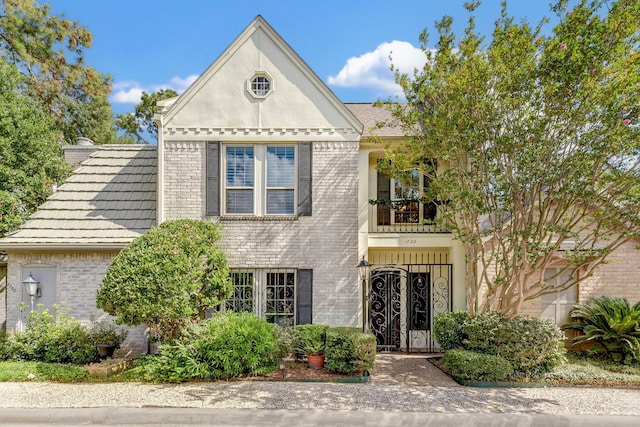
22, 273, 40, 310
356, 256, 370, 332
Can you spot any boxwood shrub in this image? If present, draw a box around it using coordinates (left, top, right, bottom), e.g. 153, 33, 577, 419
433, 311, 470, 350
463, 311, 566, 377
324, 327, 376, 375
442, 349, 513, 382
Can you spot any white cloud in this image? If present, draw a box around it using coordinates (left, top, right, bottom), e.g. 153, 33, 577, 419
328, 41, 425, 95
110, 74, 199, 105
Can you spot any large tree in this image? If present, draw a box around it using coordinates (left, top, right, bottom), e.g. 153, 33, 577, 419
0, 59, 70, 235
382, 0, 640, 316
96, 220, 232, 341
115, 89, 178, 143
0, 0, 116, 144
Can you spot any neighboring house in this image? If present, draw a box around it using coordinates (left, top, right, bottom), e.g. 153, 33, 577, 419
0, 16, 637, 353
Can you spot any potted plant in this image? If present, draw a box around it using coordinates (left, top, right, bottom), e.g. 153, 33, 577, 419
90, 321, 129, 359
294, 324, 328, 369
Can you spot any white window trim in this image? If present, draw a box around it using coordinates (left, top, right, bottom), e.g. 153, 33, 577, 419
222, 144, 298, 216
247, 71, 274, 99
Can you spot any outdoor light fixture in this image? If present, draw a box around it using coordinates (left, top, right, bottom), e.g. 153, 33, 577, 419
356, 256, 370, 332
22, 273, 40, 310
279, 360, 286, 379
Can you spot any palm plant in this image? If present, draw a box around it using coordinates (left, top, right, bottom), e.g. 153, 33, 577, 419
564, 296, 640, 364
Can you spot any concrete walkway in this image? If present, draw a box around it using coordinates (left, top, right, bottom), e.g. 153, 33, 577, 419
1, 354, 639, 425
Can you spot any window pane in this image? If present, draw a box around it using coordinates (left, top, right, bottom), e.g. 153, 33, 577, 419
265, 271, 295, 325
267, 190, 294, 214
226, 147, 254, 187
226, 189, 254, 214
267, 147, 295, 187
226, 272, 254, 313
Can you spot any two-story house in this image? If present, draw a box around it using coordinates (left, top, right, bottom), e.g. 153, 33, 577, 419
1, 16, 637, 354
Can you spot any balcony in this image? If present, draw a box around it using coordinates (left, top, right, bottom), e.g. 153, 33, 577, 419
368, 201, 450, 234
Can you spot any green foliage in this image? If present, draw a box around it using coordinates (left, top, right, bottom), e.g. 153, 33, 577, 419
384, 0, 640, 316
564, 296, 640, 364
324, 327, 376, 375
7, 305, 98, 364
272, 323, 296, 361
293, 324, 329, 356
0, 360, 89, 382
115, 89, 178, 143
97, 219, 232, 341
433, 311, 470, 350
462, 311, 566, 377
0, 0, 116, 144
89, 320, 128, 348
137, 312, 277, 382
0, 60, 71, 235
442, 349, 513, 382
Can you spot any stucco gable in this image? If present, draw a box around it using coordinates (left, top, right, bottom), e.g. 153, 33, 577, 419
161, 16, 363, 141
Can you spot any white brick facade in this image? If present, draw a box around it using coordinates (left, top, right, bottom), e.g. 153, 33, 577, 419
5, 251, 146, 354
163, 140, 361, 326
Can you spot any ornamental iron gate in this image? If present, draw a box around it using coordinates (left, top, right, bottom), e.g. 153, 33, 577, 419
369, 264, 452, 352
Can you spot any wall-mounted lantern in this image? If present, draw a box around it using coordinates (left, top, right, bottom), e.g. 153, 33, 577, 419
22, 273, 40, 310
356, 256, 370, 332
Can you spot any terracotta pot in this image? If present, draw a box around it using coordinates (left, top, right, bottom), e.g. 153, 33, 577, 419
307, 354, 325, 370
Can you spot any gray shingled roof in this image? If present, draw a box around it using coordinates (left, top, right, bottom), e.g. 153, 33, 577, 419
345, 103, 404, 138
0, 145, 157, 248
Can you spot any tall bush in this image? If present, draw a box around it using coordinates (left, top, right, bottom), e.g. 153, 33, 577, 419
564, 296, 640, 364
97, 219, 232, 341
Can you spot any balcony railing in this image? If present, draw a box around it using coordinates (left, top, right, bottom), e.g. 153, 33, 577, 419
368, 201, 450, 233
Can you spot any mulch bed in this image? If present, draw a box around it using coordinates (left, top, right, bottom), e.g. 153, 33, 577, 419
258, 360, 364, 381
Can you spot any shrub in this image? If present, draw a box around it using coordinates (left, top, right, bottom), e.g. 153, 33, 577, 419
142, 312, 277, 382
293, 324, 329, 356
433, 311, 470, 350
463, 311, 565, 377
97, 219, 232, 341
442, 349, 513, 382
9, 305, 98, 365
564, 296, 640, 364
89, 320, 129, 349
324, 327, 376, 375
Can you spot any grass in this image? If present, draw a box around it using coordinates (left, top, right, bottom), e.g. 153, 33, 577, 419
543, 352, 640, 387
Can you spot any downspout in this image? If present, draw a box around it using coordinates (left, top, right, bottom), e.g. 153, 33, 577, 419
153, 110, 165, 225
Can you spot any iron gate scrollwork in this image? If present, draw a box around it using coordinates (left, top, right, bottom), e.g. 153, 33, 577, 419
368, 264, 452, 352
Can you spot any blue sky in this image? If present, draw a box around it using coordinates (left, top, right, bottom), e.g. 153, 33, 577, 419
46, 0, 559, 116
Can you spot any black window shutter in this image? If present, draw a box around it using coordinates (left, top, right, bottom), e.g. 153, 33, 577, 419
423, 160, 437, 221
377, 168, 391, 225
206, 142, 220, 216
298, 142, 312, 216
297, 269, 313, 325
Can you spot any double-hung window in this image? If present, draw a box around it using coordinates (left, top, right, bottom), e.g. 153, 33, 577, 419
223, 144, 296, 216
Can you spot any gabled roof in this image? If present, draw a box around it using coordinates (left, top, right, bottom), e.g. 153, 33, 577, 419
345, 103, 404, 138
0, 145, 157, 249
160, 15, 363, 140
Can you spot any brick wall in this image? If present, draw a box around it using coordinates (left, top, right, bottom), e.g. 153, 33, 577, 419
4, 251, 147, 355
0, 265, 6, 331
163, 140, 361, 326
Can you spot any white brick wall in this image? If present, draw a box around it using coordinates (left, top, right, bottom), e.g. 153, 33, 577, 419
163, 140, 361, 326
5, 251, 147, 354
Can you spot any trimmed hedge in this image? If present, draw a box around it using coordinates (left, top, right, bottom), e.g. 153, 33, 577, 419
442, 349, 513, 382
324, 327, 376, 375
433, 311, 470, 350
463, 311, 566, 377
